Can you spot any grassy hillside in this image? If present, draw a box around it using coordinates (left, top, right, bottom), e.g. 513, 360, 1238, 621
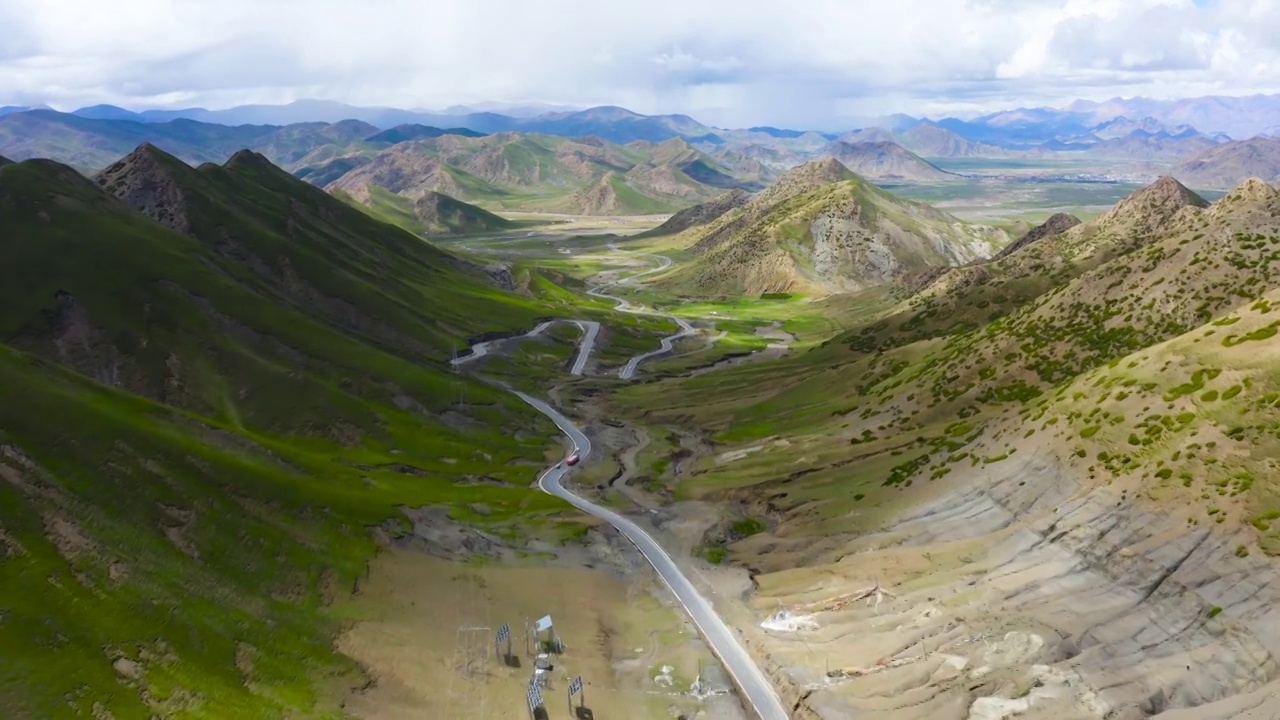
0, 149, 572, 716
655, 159, 1008, 295
341, 185, 516, 236
595, 176, 1280, 720
608, 176, 1280, 543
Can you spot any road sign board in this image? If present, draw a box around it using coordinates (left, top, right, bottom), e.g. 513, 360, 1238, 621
534, 614, 553, 632
568, 676, 582, 695
497, 623, 510, 642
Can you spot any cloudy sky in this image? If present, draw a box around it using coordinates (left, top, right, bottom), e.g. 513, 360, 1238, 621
2, 0, 1278, 128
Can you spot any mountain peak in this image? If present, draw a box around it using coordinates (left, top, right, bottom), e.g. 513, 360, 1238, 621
745, 158, 856, 210
656, 136, 693, 151
222, 149, 307, 191
0, 155, 11, 167
784, 157, 855, 184
126, 142, 181, 163
576, 106, 643, 120
825, 140, 956, 182
1218, 177, 1279, 205
225, 148, 275, 170
95, 144, 202, 232
1100, 175, 1208, 229
993, 212, 1082, 260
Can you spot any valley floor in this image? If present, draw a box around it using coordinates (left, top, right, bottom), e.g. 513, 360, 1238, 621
334, 516, 746, 720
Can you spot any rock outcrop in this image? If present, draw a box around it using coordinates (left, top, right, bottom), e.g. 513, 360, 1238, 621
94, 143, 194, 232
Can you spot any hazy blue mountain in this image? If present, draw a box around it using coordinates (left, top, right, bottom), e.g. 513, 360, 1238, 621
60, 101, 719, 144
747, 126, 812, 139
0, 105, 44, 117
365, 124, 486, 144
0, 110, 378, 170
882, 95, 1280, 148
436, 101, 580, 117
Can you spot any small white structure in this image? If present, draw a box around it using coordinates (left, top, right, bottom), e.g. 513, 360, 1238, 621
531, 653, 553, 689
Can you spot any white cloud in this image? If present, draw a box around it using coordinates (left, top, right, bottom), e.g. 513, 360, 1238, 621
0, 0, 1278, 126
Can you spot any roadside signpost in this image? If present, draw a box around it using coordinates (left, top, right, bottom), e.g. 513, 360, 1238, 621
567, 675, 584, 714
534, 614, 564, 653
495, 623, 512, 661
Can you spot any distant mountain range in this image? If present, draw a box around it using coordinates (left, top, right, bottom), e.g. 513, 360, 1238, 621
2, 92, 1279, 208
822, 140, 959, 182
1170, 137, 1280, 189
318, 134, 762, 216
11, 91, 1277, 148
1052, 94, 1280, 141
33, 100, 717, 146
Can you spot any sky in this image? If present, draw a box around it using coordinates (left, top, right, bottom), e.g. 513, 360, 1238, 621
1, 0, 1279, 129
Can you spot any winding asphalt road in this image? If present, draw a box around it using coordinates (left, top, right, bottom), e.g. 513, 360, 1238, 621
619, 315, 696, 380
452, 242, 692, 379
587, 241, 698, 379
569, 320, 599, 376
515, 392, 789, 720
451, 320, 551, 366
455, 240, 790, 720
450, 319, 600, 375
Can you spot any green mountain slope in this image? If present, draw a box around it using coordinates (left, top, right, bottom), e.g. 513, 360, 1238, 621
293, 154, 372, 186
660, 159, 1007, 295
411, 191, 516, 234
365, 124, 485, 144
862, 177, 1211, 356
0, 148, 564, 716
312, 133, 759, 215
620, 176, 1280, 496
342, 185, 516, 236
